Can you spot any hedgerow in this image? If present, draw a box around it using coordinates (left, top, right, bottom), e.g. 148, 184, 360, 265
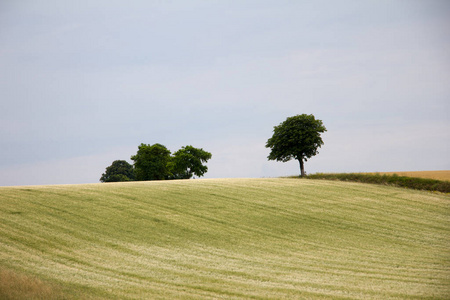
303, 173, 450, 193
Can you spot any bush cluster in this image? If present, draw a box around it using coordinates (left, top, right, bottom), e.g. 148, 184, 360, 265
100, 143, 212, 182
303, 173, 450, 193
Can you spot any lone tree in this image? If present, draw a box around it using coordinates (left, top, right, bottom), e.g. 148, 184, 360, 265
169, 145, 212, 179
131, 143, 172, 181
100, 160, 135, 182
266, 114, 326, 177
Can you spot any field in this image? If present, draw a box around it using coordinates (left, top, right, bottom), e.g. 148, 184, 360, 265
368, 171, 450, 181
306, 172, 450, 193
0, 178, 449, 299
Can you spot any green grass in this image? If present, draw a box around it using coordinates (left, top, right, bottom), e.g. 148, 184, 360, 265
0, 178, 449, 299
365, 171, 450, 182
305, 173, 450, 193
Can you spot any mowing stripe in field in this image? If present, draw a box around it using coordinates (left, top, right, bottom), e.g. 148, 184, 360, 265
0, 178, 449, 299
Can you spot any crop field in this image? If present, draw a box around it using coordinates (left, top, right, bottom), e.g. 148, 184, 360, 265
368, 171, 450, 181
0, 178, 449, 299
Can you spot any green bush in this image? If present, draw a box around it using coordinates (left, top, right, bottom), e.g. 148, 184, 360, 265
303, 173, 450, 193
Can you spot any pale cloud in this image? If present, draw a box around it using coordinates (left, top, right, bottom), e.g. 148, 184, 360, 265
0, 146, 136, 186
315, 120, 450, 173
0, 1, 449, 185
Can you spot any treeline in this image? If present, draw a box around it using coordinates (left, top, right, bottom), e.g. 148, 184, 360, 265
100, 143, 212, 182
304, 173, 450, 193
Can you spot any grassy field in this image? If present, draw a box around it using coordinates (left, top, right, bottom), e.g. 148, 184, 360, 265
367, 171, 450, 181
306, 172, 450, 193
0, 178, 449, 299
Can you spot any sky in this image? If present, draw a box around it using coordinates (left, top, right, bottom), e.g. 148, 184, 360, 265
1, 0, 449, 186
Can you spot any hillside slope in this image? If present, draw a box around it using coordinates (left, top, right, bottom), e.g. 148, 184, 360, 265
368, 170, 450, 181
0, 178, 449, 299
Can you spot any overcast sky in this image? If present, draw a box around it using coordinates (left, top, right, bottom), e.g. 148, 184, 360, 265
1, 0, 449, 186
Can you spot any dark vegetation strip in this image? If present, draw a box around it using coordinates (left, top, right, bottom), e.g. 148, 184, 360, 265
300, 173, 450, 193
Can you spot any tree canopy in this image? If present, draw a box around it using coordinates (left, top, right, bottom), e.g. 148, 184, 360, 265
100, 160, 135, 182
131, 143, 172, 181
98, 143, 213, 182
266, 114, 326, 177
169, 145, 212, 179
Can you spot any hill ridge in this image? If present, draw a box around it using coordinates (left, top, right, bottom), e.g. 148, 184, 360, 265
1, 178, 449, 299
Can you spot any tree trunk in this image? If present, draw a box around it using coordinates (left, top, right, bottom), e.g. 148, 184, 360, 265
299, 158, 305, 177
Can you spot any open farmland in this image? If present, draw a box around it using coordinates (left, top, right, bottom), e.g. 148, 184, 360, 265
0, 178, 449, 299
367, 171, 450, 181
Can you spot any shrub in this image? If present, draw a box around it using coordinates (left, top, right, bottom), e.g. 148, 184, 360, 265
304, 173, 450, 193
